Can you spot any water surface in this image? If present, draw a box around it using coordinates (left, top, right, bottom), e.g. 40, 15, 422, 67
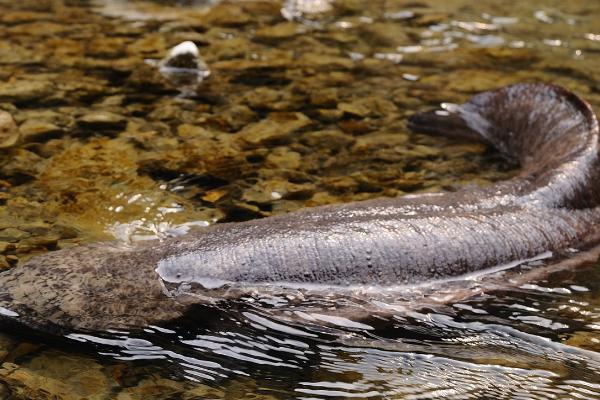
0, 0, 599, 398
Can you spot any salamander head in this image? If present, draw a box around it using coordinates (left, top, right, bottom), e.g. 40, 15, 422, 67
155, 255, 195, 284
154, 251, 232, 290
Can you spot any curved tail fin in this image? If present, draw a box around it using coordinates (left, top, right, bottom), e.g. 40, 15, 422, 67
408, 83, 600, 208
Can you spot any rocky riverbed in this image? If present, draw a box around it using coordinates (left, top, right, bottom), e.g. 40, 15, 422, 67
0, 0, 599, 398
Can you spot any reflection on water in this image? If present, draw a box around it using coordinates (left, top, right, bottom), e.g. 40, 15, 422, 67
0, 0, 600, 398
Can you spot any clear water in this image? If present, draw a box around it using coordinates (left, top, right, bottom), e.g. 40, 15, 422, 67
0, 0, 599, 398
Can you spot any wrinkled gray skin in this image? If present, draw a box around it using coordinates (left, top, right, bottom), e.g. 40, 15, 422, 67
1, 83, 600, 333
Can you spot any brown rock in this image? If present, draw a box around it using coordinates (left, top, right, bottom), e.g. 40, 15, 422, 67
242, 87, 283, 109
176, 124, 215, 140
242, 179, 315, 204
18, 222, 51, 236
0, 110, 19, 148
1, 149, 43, 180
352, 132, 410, 153
322, 176, 359, 193
8, 21, 73, 37
0, 256, 9, 270
265, 147, 302, 170
0, 351, 113, 400
338, 119, 376, 135
301, 52, 354, 69
411, 13, 448, 26
310, 88, 339, 108
338, 97, 397, 118
5, 255, 18, 264
219, 105, 256, 131
224, 201, 266, 221
19, 120, 62, 143
301, 130, 355, 152
51, 224, 80, 240
236, 112, 311, 146
255, 22, 304, 41
0, 80, 55, 103
17, 235, 59, 249
0, 11, 53, 24
127, 34, 167, 57
77, 111, 127, 132
87, 37, 128, 58
202, 189, 229, 203
0, 228, 29, 242
203, 3, 251, 26
358, 22, 411, 47
0, 242, 12, 253
316, 108, 344, 122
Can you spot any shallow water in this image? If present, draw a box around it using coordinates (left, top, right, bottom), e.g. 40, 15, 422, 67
0, 0, 599, 398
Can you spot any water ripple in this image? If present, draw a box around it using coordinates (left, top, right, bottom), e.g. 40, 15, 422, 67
61, 262, 600, 398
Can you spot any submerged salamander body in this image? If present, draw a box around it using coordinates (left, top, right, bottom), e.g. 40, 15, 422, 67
1, 83, 599, 332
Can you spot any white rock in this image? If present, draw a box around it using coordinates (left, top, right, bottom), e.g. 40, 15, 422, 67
168, 40, 199, 58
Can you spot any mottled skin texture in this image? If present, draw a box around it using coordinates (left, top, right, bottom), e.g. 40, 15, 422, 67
1, 83, 599, 333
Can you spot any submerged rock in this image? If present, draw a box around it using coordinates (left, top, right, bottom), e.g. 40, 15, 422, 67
254, 22, 305, 41
0, 356, 111, 400
150, 41, 211, 96
0, 228, 29, 242
77, 111, 127, 133
202, 2, 251, 27
0, 110, 19, 148
0, 80, 55, 104
236, 112, 312, 146
18, 120, 62, 143
0, 149, 42, 183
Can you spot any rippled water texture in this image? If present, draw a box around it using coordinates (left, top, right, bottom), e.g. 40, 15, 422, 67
0, 0, 599, 398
